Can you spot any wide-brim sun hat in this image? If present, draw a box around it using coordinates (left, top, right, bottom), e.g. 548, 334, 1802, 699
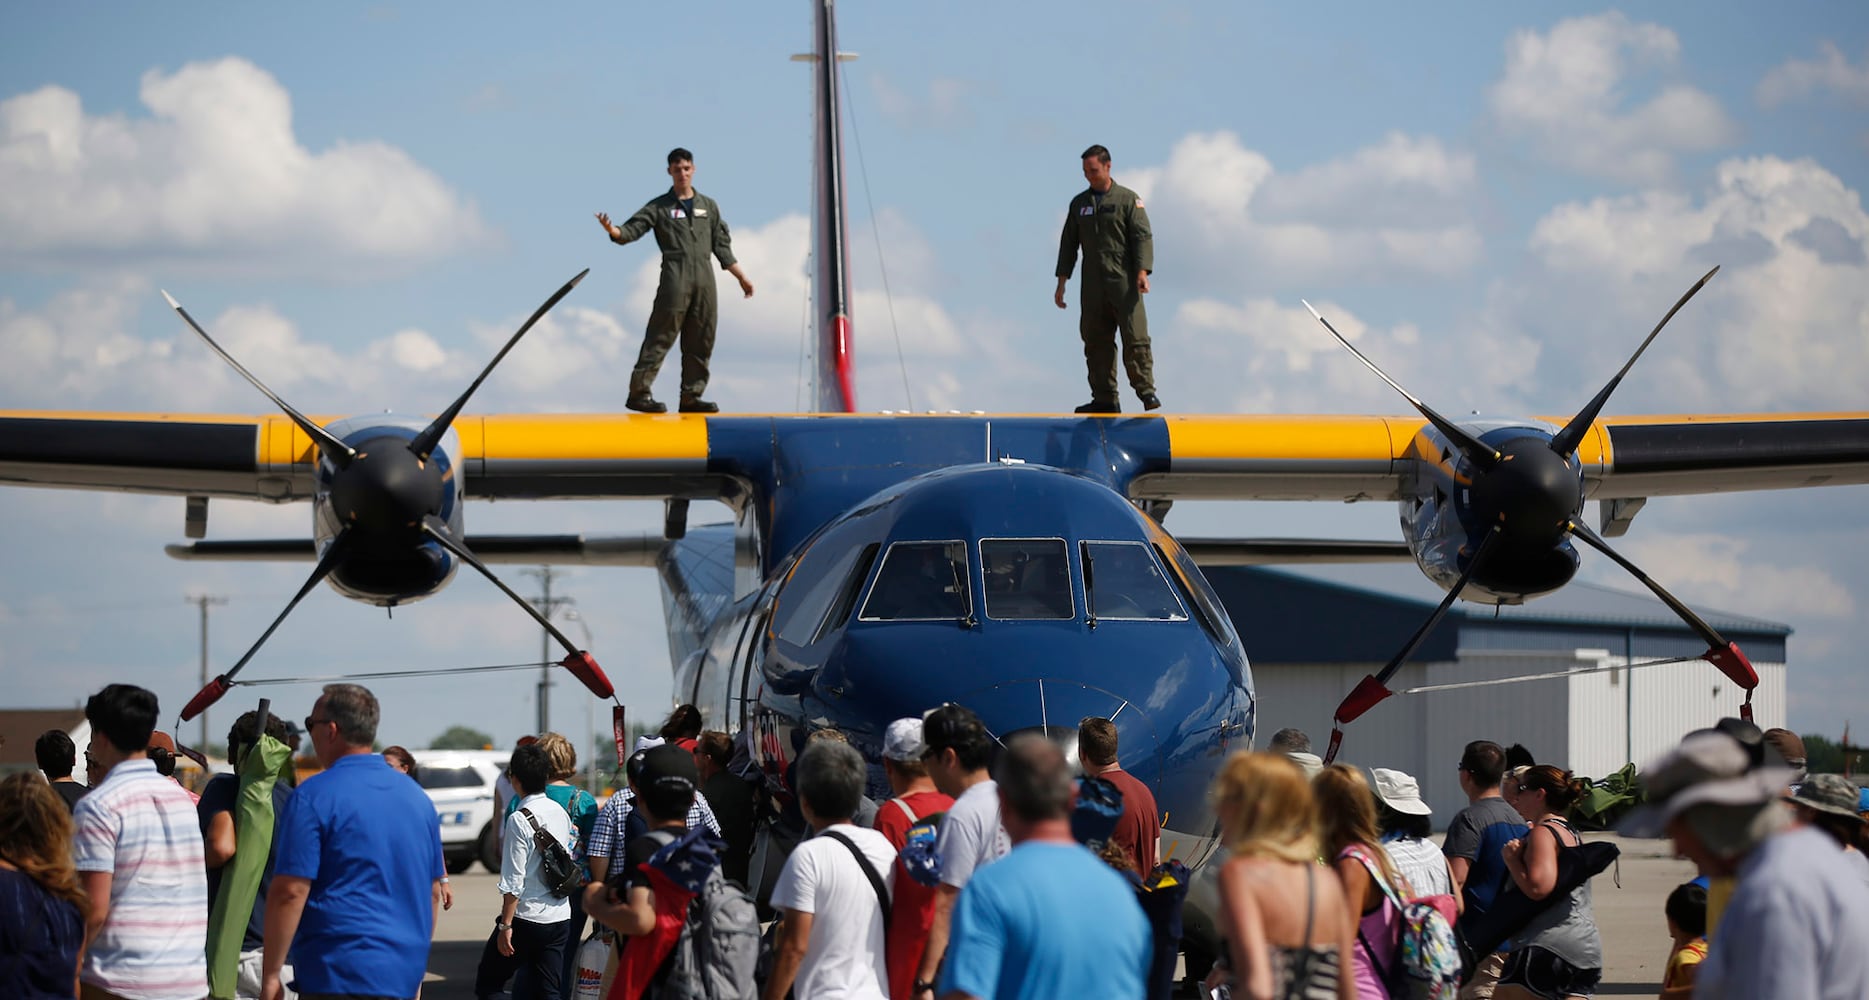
1370, 767, 1432, 816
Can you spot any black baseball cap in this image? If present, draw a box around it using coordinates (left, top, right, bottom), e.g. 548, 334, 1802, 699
634, 743, 698, 793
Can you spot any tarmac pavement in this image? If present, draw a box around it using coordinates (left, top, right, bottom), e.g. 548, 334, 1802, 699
415, 833, 1696, 998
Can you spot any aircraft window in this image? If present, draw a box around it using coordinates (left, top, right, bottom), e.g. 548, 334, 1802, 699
773, 538, 875, 645
813, 543, 881, 643
1157, 542, 1239, 649
1082, 541, 1187, 622
980, 538, 1075, 621
859, 541, 972, 621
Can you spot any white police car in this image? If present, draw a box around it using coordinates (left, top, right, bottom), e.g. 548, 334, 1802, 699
415, 750, 509, 874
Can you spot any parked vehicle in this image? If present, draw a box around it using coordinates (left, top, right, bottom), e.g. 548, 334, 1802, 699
415, 750, 509, 874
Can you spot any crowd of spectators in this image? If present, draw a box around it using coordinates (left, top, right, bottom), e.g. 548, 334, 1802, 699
13, 686, 1869, 1000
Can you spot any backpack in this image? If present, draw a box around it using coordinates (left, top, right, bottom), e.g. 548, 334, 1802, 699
520, 807, 584, 899
897, 809, 946, 887
646, 828, 759, 1000
1341, 844, 1462, 1000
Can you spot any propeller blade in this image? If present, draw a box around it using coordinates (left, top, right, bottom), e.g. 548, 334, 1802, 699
1549, 266, 1720, 457
1324, 526, 1501, 764
418, 515, 585, 658
211, 530, 355, 702
162, 290, 357, 469
1302, 300, 1499, 471
408, 269, 590, 461
1567, 519, 1736, 653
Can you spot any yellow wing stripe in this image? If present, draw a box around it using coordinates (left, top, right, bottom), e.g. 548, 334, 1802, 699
1164, 415, 1408, 462
466, 414, 709, 461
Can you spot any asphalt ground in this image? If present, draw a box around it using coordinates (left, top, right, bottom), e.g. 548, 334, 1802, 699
415, 833, 1694, 998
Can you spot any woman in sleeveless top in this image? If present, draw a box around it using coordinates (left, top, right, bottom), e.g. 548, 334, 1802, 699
1318, 764, 1411, 999
1498, 765, 1603, 1000
1207, 752, 1353, 1000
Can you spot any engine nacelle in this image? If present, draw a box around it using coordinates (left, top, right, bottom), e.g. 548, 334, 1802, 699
312, 415, 465, 606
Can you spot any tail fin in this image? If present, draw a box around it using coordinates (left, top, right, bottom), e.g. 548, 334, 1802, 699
808, 0, 856, 412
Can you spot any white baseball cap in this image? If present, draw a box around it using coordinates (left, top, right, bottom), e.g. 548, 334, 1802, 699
882, 718, 925, 762
1371, 767, 1432, 816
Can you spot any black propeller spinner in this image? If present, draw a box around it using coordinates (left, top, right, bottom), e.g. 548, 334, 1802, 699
170, 270, 616, 724
1307, 267, 1761, 764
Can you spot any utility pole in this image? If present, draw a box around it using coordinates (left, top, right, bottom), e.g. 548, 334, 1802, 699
522, 568, 574, 735
184, 594, 228, 751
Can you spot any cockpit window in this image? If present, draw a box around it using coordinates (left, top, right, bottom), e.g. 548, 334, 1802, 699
1082, 541, 1187, 622
980, 538, 1075, 620
858, 541, 972, 621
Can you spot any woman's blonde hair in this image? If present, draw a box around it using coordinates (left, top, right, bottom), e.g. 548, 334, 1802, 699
1315, 764, 1408, 894
1210, 751, 1319, 863
0, 772, 88, 913
535, 732, 577, 782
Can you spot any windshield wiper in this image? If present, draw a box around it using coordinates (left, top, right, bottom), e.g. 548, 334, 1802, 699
1083, 543, 1098, 631
947, 547, 977, 629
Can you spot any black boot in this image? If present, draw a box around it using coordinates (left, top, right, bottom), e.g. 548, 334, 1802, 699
626, 393, 666, 414
679, 397, 719, 414
1140, 393, 1162, 411
1074, 399, 1121, 414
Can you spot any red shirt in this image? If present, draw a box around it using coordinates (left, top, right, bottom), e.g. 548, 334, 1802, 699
873, 788, 953, 1000
1099, 767, 1161, 876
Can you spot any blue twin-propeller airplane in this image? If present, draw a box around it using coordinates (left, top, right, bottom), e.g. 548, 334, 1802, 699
4, 0, 1868, 939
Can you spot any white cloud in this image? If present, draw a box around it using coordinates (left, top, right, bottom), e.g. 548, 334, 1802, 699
1164, 295, 1542, 416
1616, 532, 1855, 621
0, 280, 469, 411
1488, 13, 1737, 184
1126, 131, 1482, 286
0, 58, 492, 273
1527, 156, 1869, 410
1757, 42, 1869, 108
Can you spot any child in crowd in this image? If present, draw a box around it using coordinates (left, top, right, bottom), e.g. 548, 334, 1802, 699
1659, 880, 1708, 999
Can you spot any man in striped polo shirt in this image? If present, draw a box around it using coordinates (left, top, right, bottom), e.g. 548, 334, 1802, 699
73, 683, 211, 1000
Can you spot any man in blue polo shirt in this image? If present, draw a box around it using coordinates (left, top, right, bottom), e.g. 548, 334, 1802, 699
261, 683, 444, 1000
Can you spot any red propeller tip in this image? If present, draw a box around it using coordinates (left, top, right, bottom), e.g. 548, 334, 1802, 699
180, 675, 233, 723
1704, 642, 1758, 690
1333, 674, 1396, 726
560, 651, 614, 700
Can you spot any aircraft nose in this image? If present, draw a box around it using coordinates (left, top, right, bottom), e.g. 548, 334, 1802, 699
954, 677, 1161, 781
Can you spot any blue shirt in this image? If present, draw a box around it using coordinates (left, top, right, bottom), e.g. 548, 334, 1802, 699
940, 841, 1149, 1000
274, 753, 445, 996
1442, 796, 1528, 933
0, 867, 85, 1000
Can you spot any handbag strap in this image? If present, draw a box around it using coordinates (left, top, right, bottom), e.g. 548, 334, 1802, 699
823, 830, 892, 935
890, 797, 918, 824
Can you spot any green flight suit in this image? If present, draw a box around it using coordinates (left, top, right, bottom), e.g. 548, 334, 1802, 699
1056, 182, 1155, 404
611, 189, 739, 400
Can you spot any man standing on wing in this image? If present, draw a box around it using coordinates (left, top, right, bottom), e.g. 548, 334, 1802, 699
597, 147, 755, 415
1054, 143, 1157, 415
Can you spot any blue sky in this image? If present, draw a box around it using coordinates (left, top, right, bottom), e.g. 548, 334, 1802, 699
3, 3, 1866, 759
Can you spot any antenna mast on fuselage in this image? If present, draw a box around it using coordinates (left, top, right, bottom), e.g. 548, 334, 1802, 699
794, 0, 857, 413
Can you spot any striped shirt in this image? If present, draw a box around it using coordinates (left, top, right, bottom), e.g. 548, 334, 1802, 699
587, 787, 720, 860
72, 758, 210, 1000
